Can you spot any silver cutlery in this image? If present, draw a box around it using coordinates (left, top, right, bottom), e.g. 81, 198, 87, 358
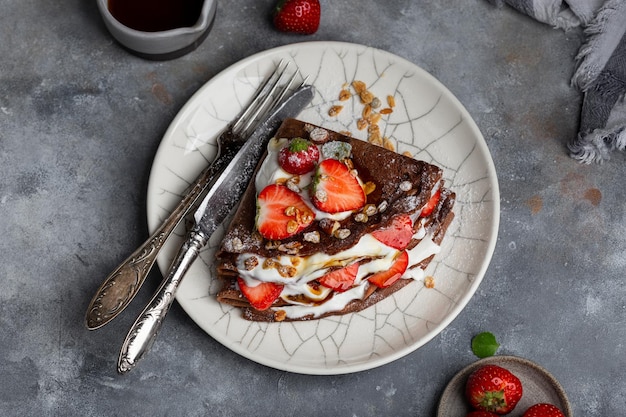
85, 62, 297, 330
117, 82, 315, 373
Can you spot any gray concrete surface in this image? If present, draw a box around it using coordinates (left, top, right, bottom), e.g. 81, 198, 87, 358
1, 0, 623, 415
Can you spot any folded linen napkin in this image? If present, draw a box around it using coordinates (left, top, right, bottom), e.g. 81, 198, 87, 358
488, 0, 626, 163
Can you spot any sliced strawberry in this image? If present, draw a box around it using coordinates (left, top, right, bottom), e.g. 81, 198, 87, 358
371, 214, 414, 250
278, 137, 320, 175
310, 158, 365, 213
318, 262, 359, 292
273, 0, 321, 35
420, 188, 441, 217
256, 184, 314, 240
237, 277, 284, 310
368, 251, 409, 288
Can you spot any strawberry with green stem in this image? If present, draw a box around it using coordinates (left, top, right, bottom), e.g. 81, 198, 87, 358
465, 364, 523, 414
273, 0, 321, 35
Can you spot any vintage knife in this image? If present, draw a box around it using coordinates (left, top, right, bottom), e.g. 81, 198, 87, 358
117, 84, 315, 373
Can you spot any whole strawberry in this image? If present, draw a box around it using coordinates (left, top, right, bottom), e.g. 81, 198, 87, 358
465, 364, 523, 414
522, 403, 566, 417
278, 137, 320, 174
273, 0, 321, 34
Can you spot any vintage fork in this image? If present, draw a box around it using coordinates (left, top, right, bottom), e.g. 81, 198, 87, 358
85, 61, 296, 330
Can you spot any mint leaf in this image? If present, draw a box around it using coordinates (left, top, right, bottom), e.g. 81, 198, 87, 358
471, 332, 500, 358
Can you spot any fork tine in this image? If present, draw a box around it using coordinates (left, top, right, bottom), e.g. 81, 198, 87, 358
231, 60, 289, 135
239, 68, 301, 137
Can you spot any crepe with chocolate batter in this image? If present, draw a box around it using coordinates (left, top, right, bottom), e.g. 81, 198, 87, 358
215, 118, 455, 322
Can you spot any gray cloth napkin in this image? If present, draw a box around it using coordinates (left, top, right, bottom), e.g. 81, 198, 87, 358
488, 0, 626, 163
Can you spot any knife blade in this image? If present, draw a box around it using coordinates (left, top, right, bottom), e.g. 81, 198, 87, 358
117, 84, 315, 373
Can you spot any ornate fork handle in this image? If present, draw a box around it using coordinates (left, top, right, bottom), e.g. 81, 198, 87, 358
117, 230, 208, 374
85, 135, 239, 330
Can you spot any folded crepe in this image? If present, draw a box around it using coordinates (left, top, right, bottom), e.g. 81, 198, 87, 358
215, 119, 455, 322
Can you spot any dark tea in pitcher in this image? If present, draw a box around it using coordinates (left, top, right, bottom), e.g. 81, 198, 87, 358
108, 0, 204, 32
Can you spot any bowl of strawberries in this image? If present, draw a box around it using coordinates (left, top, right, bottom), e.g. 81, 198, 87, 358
437, 356, 572, 417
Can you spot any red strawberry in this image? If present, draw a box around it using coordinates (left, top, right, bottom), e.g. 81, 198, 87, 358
368, 250, 409, 288
371, 214, 414, 250
273, 0, 321, 35
237, 277, 283, 310
278, 137, 320, 175
256, 184, 314, 240
465, 365, 523, 414
466, 412, 499, 417
311, 158, 365, 213
420, 188, 441, 217
522, 404, 565, 417
318, 262, 359, 292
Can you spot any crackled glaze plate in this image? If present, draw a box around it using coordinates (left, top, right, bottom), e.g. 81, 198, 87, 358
146, 41, 499, 375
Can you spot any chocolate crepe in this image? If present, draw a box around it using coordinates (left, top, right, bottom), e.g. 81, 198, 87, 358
215, 118, 455, 322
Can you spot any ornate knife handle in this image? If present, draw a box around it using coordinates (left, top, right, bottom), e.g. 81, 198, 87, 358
85, 159, 222, 330
117, 230, 208, 374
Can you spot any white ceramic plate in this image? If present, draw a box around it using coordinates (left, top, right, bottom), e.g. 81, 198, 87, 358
146, 41, 499, 375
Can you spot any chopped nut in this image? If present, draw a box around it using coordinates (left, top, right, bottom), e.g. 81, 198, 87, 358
303, 231, 320, 243
356, 118, 368, 131
354, 212, 368, 223
284, 206, 297, 217
379, 108, 393, 115
377, 200, 388, 213
229, 237, 244, 252
399, 180, 412, 192
383, 137, 395, 152
352, 80, 366, 93
371, 97, 382, 109
277, 264, 297, 278
359, 90, 374, 104
286, 220, 299, 234
363, 181, 376, 195
298, 211, 313, 225
319, 218, 340, 235
309, 127, 330, 144
286, 179, 301, 193
274, 310, 287, 322
402, 150, 413, 158
368, 131, 382, 146
263, 258, 277, 269
334, 228, 351, 239
278, 241, 302, 254
424, 276, 435, 288
363, 203, 377, 216
328, 105, 343, 117
265, 240, 280, 250
368, 112, 382, 125
338, 89, 351, 101
314, 189, 328, 203
362, 104, 372, 119
387, 95, 396, 108
244, 256, 259, 271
